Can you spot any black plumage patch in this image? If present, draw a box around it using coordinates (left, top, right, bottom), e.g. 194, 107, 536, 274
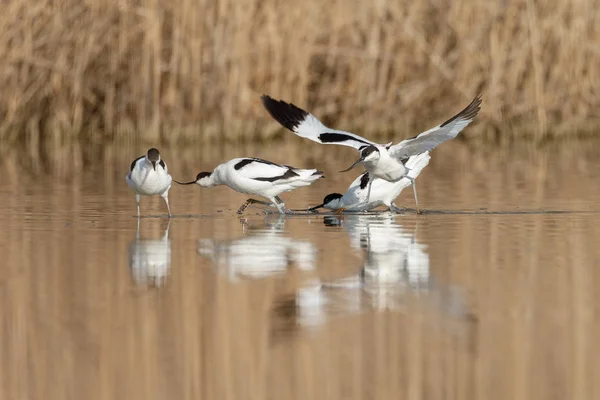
440, 94, 482, 127
196, 172, 211, 180
234, 158, 278, 170
359, 172, 370, 190
253, 169, 299, 182
159, 160, 166, 169
261, 95, 309, 132
319, 133, 371, 145
360, 145, 379, 158
323, 193, 343, 204
130, 156, 144, 172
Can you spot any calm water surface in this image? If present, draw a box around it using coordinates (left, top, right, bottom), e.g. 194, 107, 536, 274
2, 141, 600, 399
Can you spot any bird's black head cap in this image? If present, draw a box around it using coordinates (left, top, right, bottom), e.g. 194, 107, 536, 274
323, 193, 343, 204
360, 145, 379, 158
196, 172, 212, 181
147, 148, 160, 162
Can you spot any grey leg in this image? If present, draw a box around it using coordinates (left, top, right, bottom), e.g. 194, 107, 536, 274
271, 197, 296, 215
237, 198, 272, 214
390, 202, 404, 213
405, 176, 420, 214
276, 196, 298, 215
161, 191, 172, 218
273, 201, 286, 215
136, 194, 141, 218
411, 180, 420, 214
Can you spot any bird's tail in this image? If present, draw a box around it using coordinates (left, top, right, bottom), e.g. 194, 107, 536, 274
294, 168, 325, 182
405, 152, 431, 180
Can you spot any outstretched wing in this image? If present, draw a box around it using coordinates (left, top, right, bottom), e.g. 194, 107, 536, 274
234, 158, 298, 182
389, 95, 482, 160
261, 95, 378, 150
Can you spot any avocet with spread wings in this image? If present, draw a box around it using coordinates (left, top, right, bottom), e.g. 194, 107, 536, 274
307, 151, 431, 213
261, 94, 482, 213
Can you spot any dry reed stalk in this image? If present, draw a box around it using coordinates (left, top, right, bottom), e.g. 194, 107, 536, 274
0, 0, 598, 146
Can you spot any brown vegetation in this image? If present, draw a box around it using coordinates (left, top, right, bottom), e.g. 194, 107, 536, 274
0, 0, 598, 145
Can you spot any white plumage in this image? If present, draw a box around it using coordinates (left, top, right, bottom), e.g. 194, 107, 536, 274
311, 151, 431, 213
175, 157, 324, 214
126, 148, 173, 217
261, 94, 482, 212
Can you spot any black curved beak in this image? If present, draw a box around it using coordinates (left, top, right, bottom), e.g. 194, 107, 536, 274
151, 161, 157, 171
290, 203, 324, 213
307, 203, 325, 211
339, 156, 363, 173
174, 179, 196, 185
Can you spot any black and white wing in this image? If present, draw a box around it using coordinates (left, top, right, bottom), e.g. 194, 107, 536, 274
261, 95, 378, 150
130, 155, 144, 172
389, 94, 482, 160
233, 158, 299, 182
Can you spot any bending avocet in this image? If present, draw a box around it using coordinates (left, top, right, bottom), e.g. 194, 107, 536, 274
175, 157, 324, 214
308, 151, 431, 213
261, 94, 482, 213
126, 148, 173, 217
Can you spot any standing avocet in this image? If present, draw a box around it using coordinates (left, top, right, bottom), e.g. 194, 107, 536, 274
261, 94, 482, 213
126, 148, 173, 217
174, 157, 324, 214
308, 151, 431, 213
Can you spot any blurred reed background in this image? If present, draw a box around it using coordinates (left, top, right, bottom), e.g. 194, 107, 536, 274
0, 0, 598, 147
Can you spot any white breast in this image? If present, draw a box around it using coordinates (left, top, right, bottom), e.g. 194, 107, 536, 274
127, 160, 172, 195
366, 150, 407, 182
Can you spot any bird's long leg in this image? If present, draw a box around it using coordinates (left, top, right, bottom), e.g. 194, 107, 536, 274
272, 196, 296, 215
136, 194, 141, 218
411, 179, 420, 214
403, 176, 420, 214
272, 199, 286, 215
334, 207, 348, 215
161, 192, 172, 218
275, 196, 294, 215
390, 202, 404, 213
237, 198, 272, 214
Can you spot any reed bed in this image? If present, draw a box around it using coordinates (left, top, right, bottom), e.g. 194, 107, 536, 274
0, 0, 598, 146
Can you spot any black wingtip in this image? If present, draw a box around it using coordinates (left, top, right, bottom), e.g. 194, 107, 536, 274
440, 93, 483, 127
261, 94, 309, 132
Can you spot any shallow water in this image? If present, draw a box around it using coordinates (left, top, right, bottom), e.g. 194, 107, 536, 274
2, 140, 600, 399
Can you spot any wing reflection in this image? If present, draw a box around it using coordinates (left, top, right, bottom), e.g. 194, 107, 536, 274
128, 219, 171, 287
281, 215, 472, 331
197, 216, 316, 281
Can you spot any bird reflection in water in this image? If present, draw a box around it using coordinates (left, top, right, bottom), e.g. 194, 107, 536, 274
197, 215, 316, 282
128, 219, 171, 287
276, 214, 473, 331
